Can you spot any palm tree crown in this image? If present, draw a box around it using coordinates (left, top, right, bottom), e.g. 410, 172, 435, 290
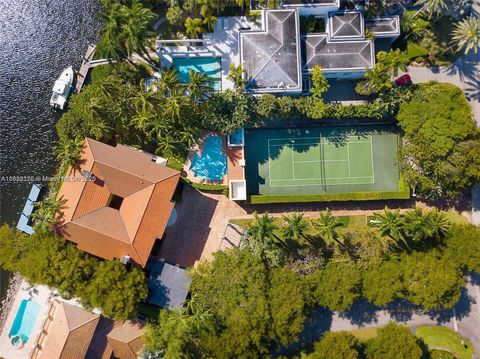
282, 213, 307, 242
312, 208, 344, 246
451, 16, 480, 54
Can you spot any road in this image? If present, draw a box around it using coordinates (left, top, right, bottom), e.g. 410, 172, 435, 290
297, 275, 480, 357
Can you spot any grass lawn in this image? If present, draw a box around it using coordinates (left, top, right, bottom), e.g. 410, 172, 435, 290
349, 327, 378, 342
443, 211, 470, 225
415, 326, 474, 359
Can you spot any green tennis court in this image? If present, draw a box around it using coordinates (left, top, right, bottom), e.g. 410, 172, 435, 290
245, 125, 400, 197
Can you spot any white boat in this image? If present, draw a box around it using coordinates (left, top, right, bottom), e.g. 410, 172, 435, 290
50, 66, 74, 110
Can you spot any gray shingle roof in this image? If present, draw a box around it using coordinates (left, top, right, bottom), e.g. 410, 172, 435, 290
366, 16, 400, 36
302, 34, 374, 72
240, 9, 302, 92
147, 260, 191, 310
329, 11, 364, 40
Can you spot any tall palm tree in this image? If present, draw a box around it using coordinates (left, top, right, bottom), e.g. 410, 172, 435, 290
202, 12, 217, 32
185, 70, 213, 100
161, 90, 190, 121
403, 207, 434, 243
282, 213, 307, 242
227, 63, 247, 92
244, 212, 283, 266
248, 212, 278, 243
451, 16, 480, 54
415, 0, 448, 19
120, 0, 157, 60
185, 17, 205, 39
97, 2, 126, 61
370, 207, 409, 251
156, 68, 180, 95
53, 137, 84, 169
155, 131, 179, 158
312, 208, 344, 247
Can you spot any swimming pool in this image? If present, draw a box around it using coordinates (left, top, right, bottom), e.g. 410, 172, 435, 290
8, 299, 40, 345
172, 57, 221, 91
190, 136, 226, 181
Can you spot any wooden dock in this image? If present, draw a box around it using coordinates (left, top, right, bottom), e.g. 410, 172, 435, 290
75, 45, 96, 93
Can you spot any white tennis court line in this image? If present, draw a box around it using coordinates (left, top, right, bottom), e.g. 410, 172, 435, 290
267, 135, 375, 187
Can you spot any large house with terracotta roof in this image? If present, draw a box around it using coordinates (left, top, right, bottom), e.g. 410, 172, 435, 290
56, 138, 180, 267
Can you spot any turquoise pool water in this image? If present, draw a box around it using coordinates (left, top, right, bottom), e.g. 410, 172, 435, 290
190, 136, 226, 181
8, 299, 40, 343
172, 57, 221, 91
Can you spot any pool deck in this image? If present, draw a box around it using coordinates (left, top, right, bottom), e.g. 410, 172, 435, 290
159, 16, 260, 91
184, 132, 228, 186
0, 280, 52, 359
226, 145, 245, 182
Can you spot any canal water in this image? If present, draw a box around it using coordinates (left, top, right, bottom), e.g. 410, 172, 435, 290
0, 0, 103, 302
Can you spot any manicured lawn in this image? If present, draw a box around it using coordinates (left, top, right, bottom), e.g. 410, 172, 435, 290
349, 327, 378, 341
443, 211, 470, 225
416, 326, 474, 359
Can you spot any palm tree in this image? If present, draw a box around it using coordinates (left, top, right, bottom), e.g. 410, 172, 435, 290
155, 131, 179, 158
282, 213, 307, 242
185, 17, 206, 39
32, 197, 67, 232
370, 207, 409, 251
202, 12, 217, 32
415, 0, 448, 19
156, 67, 180, 95
227, 63, 247, 92
244, 212, 283, 266
185, 70, 213, 100
97, 2, 126, 61
403, 207, 434, 243
120, 0, 157, 60
312, 208, 344, 247
428, 209, 451, 237
161, 90, 190, 121
248, 212, 278, 243
451, 16, 480, 54
53, 137, 84, 169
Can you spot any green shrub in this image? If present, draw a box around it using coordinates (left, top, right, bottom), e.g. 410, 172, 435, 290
181, 177, 228, 192
249, 185, 410, 204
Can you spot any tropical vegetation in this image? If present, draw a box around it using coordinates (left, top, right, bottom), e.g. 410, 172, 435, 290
0, 224, 147, 319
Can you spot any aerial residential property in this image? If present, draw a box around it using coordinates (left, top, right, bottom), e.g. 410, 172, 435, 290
1, 0, 480, 358
55, 138, 180, 267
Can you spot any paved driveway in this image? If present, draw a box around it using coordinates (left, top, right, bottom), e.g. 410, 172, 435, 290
296, 274, 480, 357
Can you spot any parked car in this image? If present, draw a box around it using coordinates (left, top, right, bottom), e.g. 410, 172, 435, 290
393, 74, 412, 87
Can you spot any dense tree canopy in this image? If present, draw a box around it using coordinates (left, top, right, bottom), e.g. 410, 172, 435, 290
365, 322, 423, 359
307, 331, 361, 359
309, 261, 362, 311
144, 249, 309, 358
0, 224, 147, 319
397, 82, 479, 198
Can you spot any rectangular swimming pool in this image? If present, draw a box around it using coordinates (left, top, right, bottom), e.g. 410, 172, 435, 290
8, 298, 40, 344
172, 57, 221, 91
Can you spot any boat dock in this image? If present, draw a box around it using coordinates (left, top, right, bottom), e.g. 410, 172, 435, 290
75, 44, 96, 93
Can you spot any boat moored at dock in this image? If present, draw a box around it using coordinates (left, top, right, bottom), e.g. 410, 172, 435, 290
49, 66, 74, 110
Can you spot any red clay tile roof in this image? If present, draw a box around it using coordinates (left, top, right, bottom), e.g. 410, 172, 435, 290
34, 301, 100, 359
57, 138, 180, 267
106, 321, 144, 359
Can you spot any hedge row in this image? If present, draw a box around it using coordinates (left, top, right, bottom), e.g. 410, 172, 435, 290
181, 177, 228, 192
249, 181, 410, 204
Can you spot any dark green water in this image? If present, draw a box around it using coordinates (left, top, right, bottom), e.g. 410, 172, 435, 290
0, 0, 103, 301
